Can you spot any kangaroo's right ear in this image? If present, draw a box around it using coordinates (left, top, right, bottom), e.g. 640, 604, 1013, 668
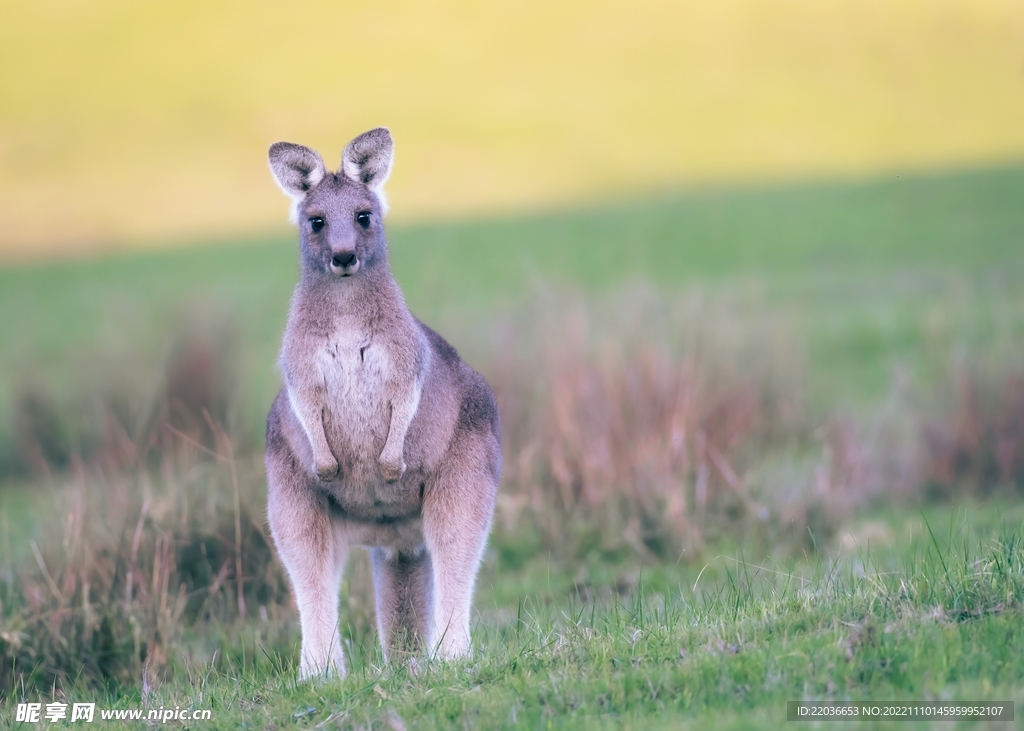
268, 142, 326, 221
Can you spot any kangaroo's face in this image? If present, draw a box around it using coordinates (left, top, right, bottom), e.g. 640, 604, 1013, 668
298, 175, 384, 276
269, 128, 394, 278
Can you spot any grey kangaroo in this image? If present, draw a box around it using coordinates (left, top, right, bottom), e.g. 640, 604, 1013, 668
264, 128, 500, 679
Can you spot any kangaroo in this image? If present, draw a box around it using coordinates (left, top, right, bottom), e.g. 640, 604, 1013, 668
264, 128, 500, 679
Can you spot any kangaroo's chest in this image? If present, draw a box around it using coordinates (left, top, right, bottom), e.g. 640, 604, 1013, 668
318, 328, 391, 422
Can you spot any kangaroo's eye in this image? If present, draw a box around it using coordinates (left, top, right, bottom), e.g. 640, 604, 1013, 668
356, 211, 371, 229
309, 217, 325, 233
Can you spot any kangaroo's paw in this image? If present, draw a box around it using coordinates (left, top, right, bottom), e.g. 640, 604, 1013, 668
379, 455, 406, 483
314, 457, 340, 481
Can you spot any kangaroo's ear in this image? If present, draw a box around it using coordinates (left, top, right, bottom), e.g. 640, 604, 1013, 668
341, 128, 393, 193
268, 142, 326, 206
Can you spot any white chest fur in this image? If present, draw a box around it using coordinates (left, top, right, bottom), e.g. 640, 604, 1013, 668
317, 327, 392, 437
313, 325, 393, 460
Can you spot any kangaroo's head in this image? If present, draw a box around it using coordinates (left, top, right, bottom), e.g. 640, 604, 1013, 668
268, 128, 394, 278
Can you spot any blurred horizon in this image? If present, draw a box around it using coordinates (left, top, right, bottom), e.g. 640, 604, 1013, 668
2, 0, 1023, 261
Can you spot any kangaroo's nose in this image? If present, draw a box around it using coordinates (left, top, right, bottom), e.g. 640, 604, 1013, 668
332, 252, 357, 268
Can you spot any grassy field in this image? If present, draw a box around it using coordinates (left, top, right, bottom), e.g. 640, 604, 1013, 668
2, 165, 1024, 727
2, 502, 1023, 729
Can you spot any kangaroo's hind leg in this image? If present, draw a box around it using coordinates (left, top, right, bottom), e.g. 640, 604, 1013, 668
370, 547, 434, 664
267, 444, 348, 680
422, 429, 500, 659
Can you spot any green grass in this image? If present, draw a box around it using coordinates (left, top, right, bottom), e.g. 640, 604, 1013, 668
3, 506, 1022, 730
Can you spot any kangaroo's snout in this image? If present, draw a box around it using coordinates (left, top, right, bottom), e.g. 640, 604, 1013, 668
332, 251, 356, 268
330, 250, 360, 276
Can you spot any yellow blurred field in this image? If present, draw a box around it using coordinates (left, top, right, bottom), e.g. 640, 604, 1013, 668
1, 0, 1023, 257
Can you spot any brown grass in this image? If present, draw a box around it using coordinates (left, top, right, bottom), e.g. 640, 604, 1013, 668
922, 366, 1024, 497
486, 289, 812, 558
10, 320, 239, 477
0, 441, 282, 692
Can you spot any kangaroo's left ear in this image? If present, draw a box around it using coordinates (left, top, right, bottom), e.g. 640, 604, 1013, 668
341, 127, 394, 195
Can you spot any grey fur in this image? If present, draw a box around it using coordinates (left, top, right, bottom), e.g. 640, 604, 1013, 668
269, 143, 326, 197
341, 128, 394, 190
265, 128, 500, 680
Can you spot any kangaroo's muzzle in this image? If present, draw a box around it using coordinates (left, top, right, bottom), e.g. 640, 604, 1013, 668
330, 251, 360, 276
